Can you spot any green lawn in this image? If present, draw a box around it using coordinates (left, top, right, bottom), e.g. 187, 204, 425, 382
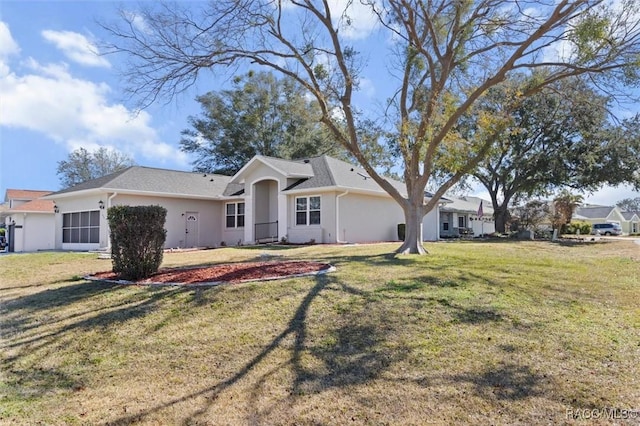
1, 240, 639, 425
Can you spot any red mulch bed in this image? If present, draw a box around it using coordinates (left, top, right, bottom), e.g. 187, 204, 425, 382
90, 261, 332, 285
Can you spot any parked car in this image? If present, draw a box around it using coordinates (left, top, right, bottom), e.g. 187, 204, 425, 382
591, 223, 622, 236
0, 235, 6, 250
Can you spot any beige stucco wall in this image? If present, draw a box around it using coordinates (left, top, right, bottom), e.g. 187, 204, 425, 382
621, 218, 639, 234
4, 213, 55, 252
422, 208, 440, 241
221, 199, 246, 246
286, 191, 336, 244
112, 194, 222, 248
51, 195, 106, 250
284, 191, 441, 244
335, 193, 404, 243
53, 193, 224, 249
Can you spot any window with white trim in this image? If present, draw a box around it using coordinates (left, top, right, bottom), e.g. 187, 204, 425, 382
296, 196, 321, 225
62, 211, 100, 243
226, 202, 245, 228
458, 216, 466, 228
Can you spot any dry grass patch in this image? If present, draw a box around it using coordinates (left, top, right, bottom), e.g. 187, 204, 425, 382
1, 240, 639, 425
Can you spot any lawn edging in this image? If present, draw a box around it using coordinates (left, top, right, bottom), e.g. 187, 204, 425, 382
84, 263, 336, 287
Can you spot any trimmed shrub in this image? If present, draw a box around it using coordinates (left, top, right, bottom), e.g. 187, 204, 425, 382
564, 221, 592, 235
107, 205, 167, 280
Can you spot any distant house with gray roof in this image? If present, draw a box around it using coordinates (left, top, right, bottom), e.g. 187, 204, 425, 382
620, 211, 640, 234
33, 155, 446, 252
574, 205, 638, 235
439, 196, 495, 237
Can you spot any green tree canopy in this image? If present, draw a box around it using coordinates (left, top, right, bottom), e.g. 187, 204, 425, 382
56, 147, 135, 189
180, 71, 391, 175
469, 75, 640, 233
180, 71, 337, 175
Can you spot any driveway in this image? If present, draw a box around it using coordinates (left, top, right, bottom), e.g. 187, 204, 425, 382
593, 235, 640, 245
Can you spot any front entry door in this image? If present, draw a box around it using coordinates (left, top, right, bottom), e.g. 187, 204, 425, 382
185, 212, 199, 248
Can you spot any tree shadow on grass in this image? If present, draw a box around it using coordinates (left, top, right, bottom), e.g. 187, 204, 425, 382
101, 273, 411, 425
1, 283, 190, 359
0, 281, 160, 405
452, 362, 545, 401
3, 366, 85, 400
1, 260, 602, 424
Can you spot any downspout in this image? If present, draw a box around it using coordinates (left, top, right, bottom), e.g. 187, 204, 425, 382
106, 192, 118, 250
336, 190, 349, 243
22, 213, 27, 252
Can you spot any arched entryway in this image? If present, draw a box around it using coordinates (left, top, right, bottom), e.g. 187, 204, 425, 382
253, 179, 279, 243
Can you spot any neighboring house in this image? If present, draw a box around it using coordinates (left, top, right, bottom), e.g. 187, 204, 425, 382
439, 196, 495, 237
574, 205, 633, 234
2, 189, 56, 252
41, 155, 447, 252
621, 211, 640, 234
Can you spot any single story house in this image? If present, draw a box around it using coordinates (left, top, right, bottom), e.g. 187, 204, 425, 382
440, 196, 495, 237
574, 205, 633, 234
620, 211, 639, 234
2, 189, 56, 252
39, 155, 449, 252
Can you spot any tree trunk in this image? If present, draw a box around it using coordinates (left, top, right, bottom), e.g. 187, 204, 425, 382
494, 205, 510, 234
396, 202, 428, 255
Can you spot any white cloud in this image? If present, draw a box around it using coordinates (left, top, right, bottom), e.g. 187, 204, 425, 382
122, 10, 150, 34
0, 57, 187, 166
358, 77, 376, 98
583, 184, 640, 206
541, 37, 576, 63
328, 0, 380, 40
0, 21, 20, 76
41, 29, 110, 68
0, 22, 19, 57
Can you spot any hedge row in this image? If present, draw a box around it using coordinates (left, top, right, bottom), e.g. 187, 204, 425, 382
563, 221, 592, 235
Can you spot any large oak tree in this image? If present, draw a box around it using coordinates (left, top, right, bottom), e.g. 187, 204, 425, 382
472, 76, 640, 233
102, 0, 640, 254
180, 70, 390, 175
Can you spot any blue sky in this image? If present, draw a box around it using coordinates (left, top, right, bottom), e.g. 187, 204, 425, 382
1, 1, 638, 206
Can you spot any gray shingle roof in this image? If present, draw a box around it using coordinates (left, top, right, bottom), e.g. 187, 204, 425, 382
441, 196, 492, 214
50, 166, 233, 198
621, 211, 639, 220
575, 206, 616, 219
281, 155, 407, 195
46, 155, 447, 202
252, 155, 314, 177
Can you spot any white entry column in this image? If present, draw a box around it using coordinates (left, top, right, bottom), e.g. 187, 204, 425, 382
278, 193, 287, 241
244, 194, 253, 244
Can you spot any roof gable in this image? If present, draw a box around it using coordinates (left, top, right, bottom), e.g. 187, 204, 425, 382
621, 211, 640, 221
230, 155, 314, 184
441, 196, 493, 214
284, 155, 408, 196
